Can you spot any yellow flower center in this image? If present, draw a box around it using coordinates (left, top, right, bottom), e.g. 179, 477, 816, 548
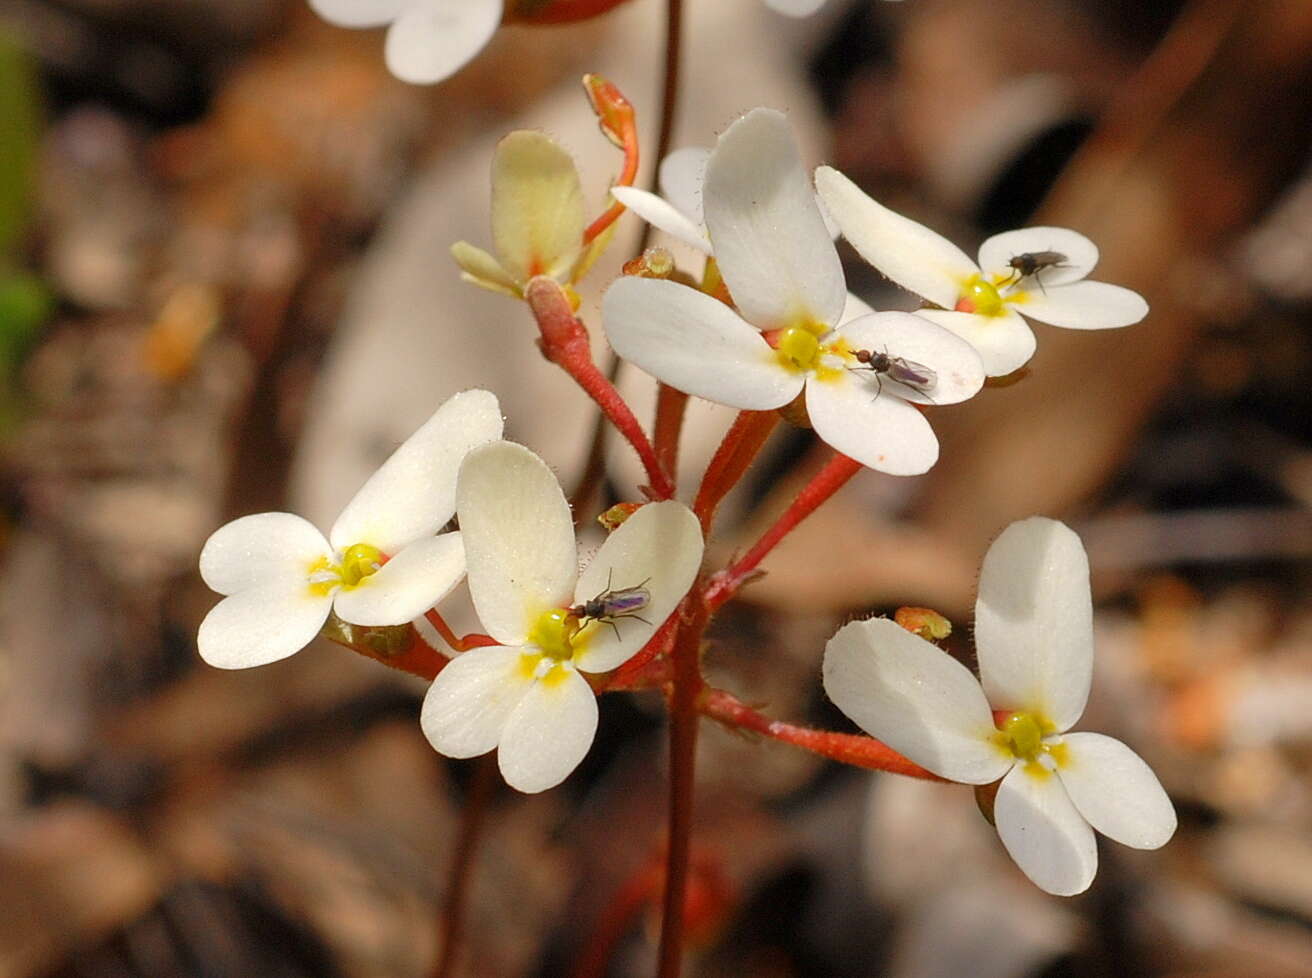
995, 710, 1067, 778
775, 325, 821, 372
307, 543, 384, 596
955, 275, 1006, 317
526, 607, 582, 662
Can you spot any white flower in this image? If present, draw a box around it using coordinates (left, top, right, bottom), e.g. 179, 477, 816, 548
822, 517, 1177, 896
307, 0, 502, 85
814, 167, 1150, 377
612, 147, 838, 256
421, 441, 704, 793
198, 390, 503, 669
603, 108, 985, 477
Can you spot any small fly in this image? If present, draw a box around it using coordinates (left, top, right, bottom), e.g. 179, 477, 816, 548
850, 347, 938, 401
569, 570, 652, 641
1001, 250, 1068, 291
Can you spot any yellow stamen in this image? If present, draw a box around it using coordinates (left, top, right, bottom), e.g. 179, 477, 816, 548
526, 608, 581, 661
956, 275, 1005, 317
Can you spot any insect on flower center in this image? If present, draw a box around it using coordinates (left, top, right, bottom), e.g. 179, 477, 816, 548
526, 607, 582, 662
955, 275, 1005, 317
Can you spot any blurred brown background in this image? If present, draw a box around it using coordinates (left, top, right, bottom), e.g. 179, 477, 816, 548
1, 1, 1311, 976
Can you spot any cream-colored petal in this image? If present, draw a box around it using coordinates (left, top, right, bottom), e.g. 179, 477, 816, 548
421, 645, 531, 758
979, 226, 1099, 288
490, 129, 585, 283
456, 441, 577, 646
914, 308, 1037, 378
822, 618, 1012, 784
571, 501, 704, 674
383, 0, 502, 85
976, 518, 1093, 732
497, 665, 598, 793
308, 0, 407, 29
705, 108, 846, 330
603, 276, 803, 410
610, 186, 711, 253
200, 512, 329, 596
451, 240, 521, 297
330, 388, 503, 555
805, 372, 940, 476
834, 310, 985, 406
197, 585, 334, 670
332, 532, 465, 626
1057, 733, 1176, 849
658, 146, 710, 227
815, 166, 976, 310
995, 764, 1098, 896
1011, 280, 1148, 330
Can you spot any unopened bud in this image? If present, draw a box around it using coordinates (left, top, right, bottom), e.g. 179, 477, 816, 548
895, 606, 952, 641
598, 501, 642, 530
623, 247, 675, 279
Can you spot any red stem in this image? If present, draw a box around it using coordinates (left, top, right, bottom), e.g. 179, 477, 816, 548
655, 600, 705, 978
525, 277, 674, 499
431, 753, 498, 978
691, 410, 779, 535
653, 384, 689, 484
582, 74, 640, 245
699, 688, 944, 781
328, 629, 450, 682
704, 451, 861, 612
425, 610, 500, 654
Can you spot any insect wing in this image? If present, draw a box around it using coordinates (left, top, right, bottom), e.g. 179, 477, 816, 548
886, 356, 937, 393
601, 586, 651, 618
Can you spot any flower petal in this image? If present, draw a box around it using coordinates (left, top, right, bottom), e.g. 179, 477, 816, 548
822, 618, 1012, 784
603, 277, 803, 410
383, 0, 502, 85
488, 128, 584, 283
835, 310, 985, 406
838, 291, 877, 325
805, 371, 939, 476
451, 240, 520, 297
914, 308, 1037, 378
332, 532, 466, 626
572, 501, 704, 674
979, 227, 1099, 288
456, 441, 577, 646
497, 666, 598, 793
976, 517, 1093, 732
610, 186, 711, 253
763, 0, 829, 16
197, 585, 334, 670
995, 764, 1098, 896
705, 109, 846, 330
421, 645, 531, 758
330, 389, 503, 555
308, 0, 408, 29
1057, 733, 1177, 849
1011, 280, 1149, 330
815, 165, 976, 310
658, 147, 710, 227
200, 513, 329, 596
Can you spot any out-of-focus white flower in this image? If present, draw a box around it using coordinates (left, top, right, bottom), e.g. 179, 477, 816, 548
198, 390, 503, 669
823, 517, 1177, 896
451, 130, 588, 300
422, 441, 703, 793
308, 0, 502, 85
603, 108, 984, 476
815, 167, 1149, 377
763, 0, 830, 16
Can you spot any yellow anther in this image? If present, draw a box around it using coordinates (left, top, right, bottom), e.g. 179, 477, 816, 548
527, 608, 581, 661
957, 275, 1005, 317
339, 543, 384, 587
1001, 711, 1043, 761
776, 325, 821, 372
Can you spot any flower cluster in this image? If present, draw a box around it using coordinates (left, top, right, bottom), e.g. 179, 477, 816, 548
197, 89, 1172, 905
